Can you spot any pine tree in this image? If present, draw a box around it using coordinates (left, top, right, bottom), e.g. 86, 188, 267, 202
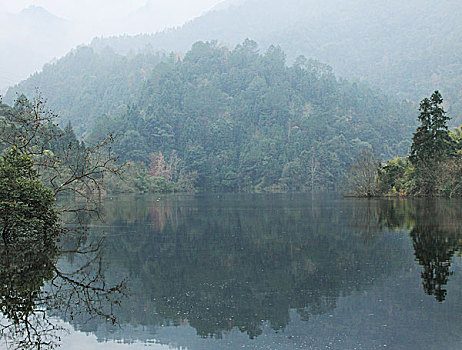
409, 91, 455, 195
410, 91, 454, 164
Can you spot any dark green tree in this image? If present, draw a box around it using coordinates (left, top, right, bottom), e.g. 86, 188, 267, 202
0, 148, 60, 247
409, 91, 455, 195
410, 91, 454, 164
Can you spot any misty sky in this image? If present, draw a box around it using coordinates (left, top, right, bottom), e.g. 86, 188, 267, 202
0, 0, 232, 91
2, 0, 224, 24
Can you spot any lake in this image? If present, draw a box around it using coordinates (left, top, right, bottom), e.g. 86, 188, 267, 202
2, 194, 462, 349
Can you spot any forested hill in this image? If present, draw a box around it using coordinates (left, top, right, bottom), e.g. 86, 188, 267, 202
82, 41, 412, 192
4, 47, 165, 135
88, 0, 462, 123
3, 40, 415, 192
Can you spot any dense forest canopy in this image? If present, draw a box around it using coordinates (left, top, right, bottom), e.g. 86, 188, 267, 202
4, 47, 165, 135
4, 41, 416, 192
85, 0, 462, 123
71, 41, 416, 192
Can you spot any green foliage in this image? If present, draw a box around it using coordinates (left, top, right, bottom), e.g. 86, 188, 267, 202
87, 41, 413, 192
410, 91, 454, 165
5, 41, 416, 193
370, 92, 462, 197
378, 157, 411, 195
4, 47, 165, 135
0, 94, 124, 203
0, 148, 60, 246
89, 0, 462, 125
408, 91, 456, 195
104, 162, 176, 194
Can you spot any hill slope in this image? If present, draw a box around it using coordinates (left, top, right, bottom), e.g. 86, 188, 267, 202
87, 41, 414, 191
4, 46, 165, 135
88, 0, 462, 122
4, 40, 415, 191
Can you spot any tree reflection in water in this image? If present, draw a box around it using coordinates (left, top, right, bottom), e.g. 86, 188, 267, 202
364, 199, 462, 302
0, 215, 126, 350
4, 196, 461, 348
95, 196, 462, 341
94, 196, 411, 339
408, 201, 462, 302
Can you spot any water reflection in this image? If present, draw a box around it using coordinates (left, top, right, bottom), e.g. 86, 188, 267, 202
408, 201, 462, 302
0, 210, 126, 349
3, 195, 462, 349
97, 196, 462, 339
365, 199, 462, 302
0, 214, 60, 349
85, 195, 413, 339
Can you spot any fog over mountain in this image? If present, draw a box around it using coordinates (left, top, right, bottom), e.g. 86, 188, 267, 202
4, 0, 462, 120
3, 2, 462, 349
0, 6, 73, 93
0, 0, 223, 93
89, 0, 462, 120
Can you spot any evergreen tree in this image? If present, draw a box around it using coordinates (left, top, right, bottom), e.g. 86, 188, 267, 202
0, 147, 60, 246
410, 91, 454, 164
409, 91, 455, 195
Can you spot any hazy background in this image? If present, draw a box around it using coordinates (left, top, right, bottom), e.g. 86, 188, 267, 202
0, 0, 229, 93
3, 0, 462, 121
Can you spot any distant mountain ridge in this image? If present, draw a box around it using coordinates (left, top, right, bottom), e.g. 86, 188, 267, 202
0, 1, 220, 92
88, 0, 462, 123
17, 5, 65, 22
0, 6, 72, 93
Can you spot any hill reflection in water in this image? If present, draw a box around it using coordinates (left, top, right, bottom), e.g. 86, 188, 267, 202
3, 194, 462, 349
62, 194, 462, 349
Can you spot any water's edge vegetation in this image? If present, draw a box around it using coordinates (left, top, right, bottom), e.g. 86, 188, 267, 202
2, 2, 462, 349
2, 41, 416, 194
348, 91, 462, 198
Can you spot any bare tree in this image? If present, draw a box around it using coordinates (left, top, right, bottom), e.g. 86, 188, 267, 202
346, 149, 381, 197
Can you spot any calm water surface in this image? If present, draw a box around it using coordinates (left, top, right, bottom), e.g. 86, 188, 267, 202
2, 194, 462, 349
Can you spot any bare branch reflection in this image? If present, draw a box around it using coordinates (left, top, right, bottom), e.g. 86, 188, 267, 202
0, 217, 126, 350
